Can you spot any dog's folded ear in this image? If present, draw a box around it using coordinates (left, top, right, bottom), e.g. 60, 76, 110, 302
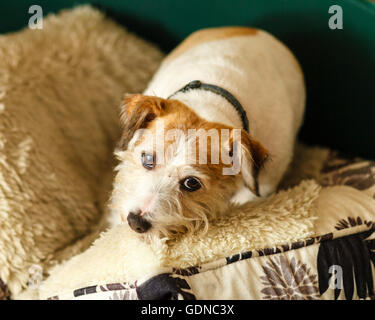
118, 94, 166, 150
232, 130, 269, 196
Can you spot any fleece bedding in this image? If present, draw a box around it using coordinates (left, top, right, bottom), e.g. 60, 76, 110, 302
32, 149, 375, 300
0, 6, 374, 300
0, 5, 163, 298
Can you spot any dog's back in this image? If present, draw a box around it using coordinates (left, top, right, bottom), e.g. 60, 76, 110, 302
144, 27, 305, 197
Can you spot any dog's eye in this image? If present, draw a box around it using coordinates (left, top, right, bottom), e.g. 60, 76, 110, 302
180, 177, 202, 192
141, 152, 155, 170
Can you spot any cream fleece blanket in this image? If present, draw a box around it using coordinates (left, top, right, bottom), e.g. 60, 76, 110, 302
34, 178, 375, 300
0, 6, 163, 296
35, 179, 320, 299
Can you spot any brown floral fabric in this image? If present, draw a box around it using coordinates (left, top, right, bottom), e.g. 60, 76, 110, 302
317, 226, 375, 300
46, 224, 375, 300
335, 216, 375, 231
320, 151, 375, 198
47, 282, 139, 300
260, 256, 320, 300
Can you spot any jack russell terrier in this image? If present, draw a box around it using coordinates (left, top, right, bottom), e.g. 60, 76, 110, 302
109, 27, 305, 240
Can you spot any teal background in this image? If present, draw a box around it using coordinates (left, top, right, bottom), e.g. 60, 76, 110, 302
1, 0, 374, 159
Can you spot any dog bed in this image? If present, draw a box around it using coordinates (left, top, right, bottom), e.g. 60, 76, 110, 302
1, 6, 374, 300
19, 146, 375, 300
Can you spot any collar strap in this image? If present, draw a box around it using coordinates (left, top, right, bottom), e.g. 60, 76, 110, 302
168, 80, 249, 132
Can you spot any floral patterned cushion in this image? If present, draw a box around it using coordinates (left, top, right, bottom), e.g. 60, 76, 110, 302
45, 150, 375, 300
46, 222, 374, 300
320, 150, 375, 199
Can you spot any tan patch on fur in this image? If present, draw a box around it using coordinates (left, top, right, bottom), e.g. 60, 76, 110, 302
120, 95, 268, 194
164, 26, 258, 65
118, 94, 166, 149
240, 133, 269, 170
121, 94, 165, 119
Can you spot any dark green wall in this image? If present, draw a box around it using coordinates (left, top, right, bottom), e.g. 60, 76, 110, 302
1, 0, 375, 159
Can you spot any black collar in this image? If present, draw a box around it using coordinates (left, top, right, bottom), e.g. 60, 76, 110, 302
168, 80, 249, 132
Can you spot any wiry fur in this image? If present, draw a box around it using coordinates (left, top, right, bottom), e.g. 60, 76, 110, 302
109, 26, 305, 240
109, 97, 261, 240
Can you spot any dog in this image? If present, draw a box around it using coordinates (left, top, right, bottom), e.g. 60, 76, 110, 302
108, 27, 305, 240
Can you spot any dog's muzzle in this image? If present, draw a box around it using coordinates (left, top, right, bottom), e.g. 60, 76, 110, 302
127, 212, 152, 233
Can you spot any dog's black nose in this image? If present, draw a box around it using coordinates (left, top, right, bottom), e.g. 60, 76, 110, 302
127, 212, 151, 233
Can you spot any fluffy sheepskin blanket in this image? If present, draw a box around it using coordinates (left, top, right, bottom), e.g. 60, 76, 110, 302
0, 6, 163, 296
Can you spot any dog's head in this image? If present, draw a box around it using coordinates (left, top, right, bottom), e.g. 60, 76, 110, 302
110, 94, 268, 239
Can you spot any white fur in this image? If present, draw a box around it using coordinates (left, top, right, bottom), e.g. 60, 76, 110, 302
109, 29, 305, 238
144, 30, 305, 197
109, 134, 220, 239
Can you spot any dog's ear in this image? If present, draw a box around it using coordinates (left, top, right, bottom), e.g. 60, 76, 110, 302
230, 129, 269, 196
118, 94, 166, 150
